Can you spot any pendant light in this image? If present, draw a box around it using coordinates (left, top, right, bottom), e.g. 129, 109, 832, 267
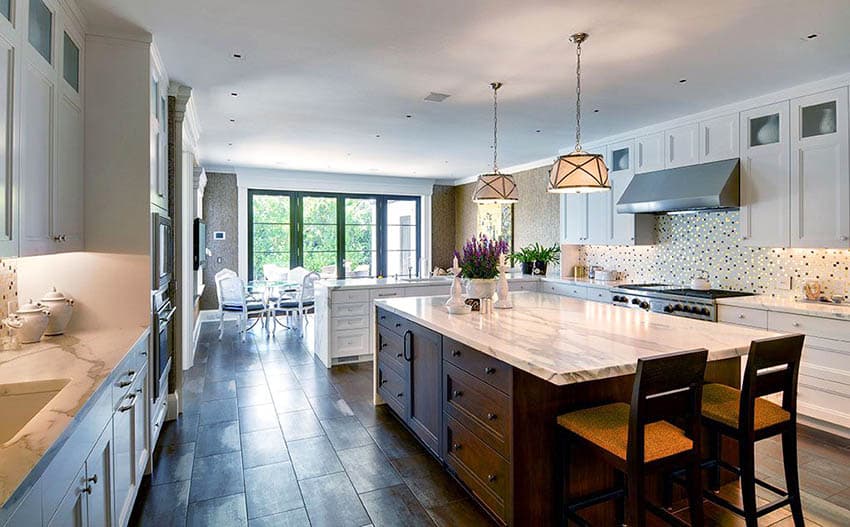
473, 82, 518, 203
548, 33, 610, 194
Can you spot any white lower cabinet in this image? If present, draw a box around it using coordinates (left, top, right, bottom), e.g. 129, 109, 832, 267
113, 366, 145, 527
48, 424, 112, 527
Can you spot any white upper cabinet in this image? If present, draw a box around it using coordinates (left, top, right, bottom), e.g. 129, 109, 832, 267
585, 190, 610, 245
665, 123, 699, 168
150, 61, 168, 212
0, 33, 17, 257
20, 62, 54, 256
560, 193, 587, 244
789, 88, 850, 248
739, 102, 790, 247
700, 113, 739, 163
635, 132, 665, 173
606, 140, 655, 245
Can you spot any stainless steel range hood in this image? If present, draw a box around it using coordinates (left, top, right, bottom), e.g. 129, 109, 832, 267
616, 158, 740, 214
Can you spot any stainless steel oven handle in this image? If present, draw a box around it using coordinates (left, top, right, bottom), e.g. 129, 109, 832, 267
159, 306, 177, 323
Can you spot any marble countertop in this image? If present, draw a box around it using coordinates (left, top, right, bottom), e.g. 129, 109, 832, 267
717, 295, 850, 321
541, 276, 627, 289
319, 273, 539, 290
376, 292, 779, 385
0, 326, 149, 508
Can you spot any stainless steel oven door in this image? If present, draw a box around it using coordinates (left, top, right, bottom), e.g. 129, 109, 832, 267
154, 300, 176, 400
152, 211, 173, 291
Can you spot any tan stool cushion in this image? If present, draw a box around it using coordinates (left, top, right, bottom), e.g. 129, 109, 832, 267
557, 402, 693, 463
702, 383, 790, 431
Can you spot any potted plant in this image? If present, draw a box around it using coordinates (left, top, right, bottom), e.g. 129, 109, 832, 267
510, 246, 537, 275
455, 235, 509, 300
530, 243, 560, 276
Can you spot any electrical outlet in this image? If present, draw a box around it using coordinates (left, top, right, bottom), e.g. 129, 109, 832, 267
777, 276, 793, 291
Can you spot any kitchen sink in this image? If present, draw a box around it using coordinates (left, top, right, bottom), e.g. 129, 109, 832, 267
0, 379, 70, 444
400, 277, 453, 283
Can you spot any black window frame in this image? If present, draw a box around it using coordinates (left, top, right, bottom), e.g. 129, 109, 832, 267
248, 189, 421, 281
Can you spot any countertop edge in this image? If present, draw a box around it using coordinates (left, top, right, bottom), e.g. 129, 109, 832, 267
716, 296, 850, 321
0, 326, 151, 511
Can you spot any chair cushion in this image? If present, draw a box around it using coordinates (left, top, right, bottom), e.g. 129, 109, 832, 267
276, 300, 315, 309
701, 383, 790, 431
557, 402, 693, 463
222, 302, 266, 312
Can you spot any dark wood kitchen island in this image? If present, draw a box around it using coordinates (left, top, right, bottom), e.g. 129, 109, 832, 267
373, 292, 780, 526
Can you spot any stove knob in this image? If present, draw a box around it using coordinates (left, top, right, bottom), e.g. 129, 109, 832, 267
701, 308, 711, 316
640, 301, 650, 309
674, 304, 682, 311
612, 295, 621, 302
663, 305, 673, 313
682, 305, 691, 313
631, 298, 641, 305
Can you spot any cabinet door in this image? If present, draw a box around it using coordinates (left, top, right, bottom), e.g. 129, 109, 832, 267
700, 113, 739, 163
739, 102, 790, 247
405, 323, 441, 455
607, 141, 635, 245
0, 36, 16, 257
53, 94, 84, 250
113, 390, 137, 527
150, 67, 167, 211
635, 132, 664, 173
789, 88, 850, 248
585, 190, 610, 244
665, 123, 699, 168
133, 366, 150, 480
20, 62, 55, 256
47, 465, 87, 527
560, 193, 587, 244
85, 425, 113, 527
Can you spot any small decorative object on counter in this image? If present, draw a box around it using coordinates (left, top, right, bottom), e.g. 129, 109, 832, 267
510, 246, 536, 275
11, 300, 51, 344
803, 280, 822, 301
690, 270, 711, 291
0, 315, 22, 350
456, 235, 508, 302
445, 256, 469, 313
573, 265, 587, 278
464, 298, 481, 312
41, 287, 74, 335
494, 253, 513, 309
594, 269, 618, 281
480, 298, 493, 314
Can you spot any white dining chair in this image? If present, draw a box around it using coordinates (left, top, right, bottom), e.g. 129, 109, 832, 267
215, 271, 266, 341
271, 272, 320, 337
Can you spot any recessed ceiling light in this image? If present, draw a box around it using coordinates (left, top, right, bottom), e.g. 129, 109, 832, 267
536, 129, 542, 133
424, 92, 450, 102
230, 92, 238, 97
405, 114, 412, 119
228, 143, 233, 146
678, 79, 687, 84
229, 118, 236, 123
805, 33, 819, 40
232, 53, 243, 59
593, 109, 600, 113
375, 134, 381, 138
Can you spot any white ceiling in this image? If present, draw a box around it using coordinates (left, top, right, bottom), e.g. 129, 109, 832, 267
78, 0, 850, 180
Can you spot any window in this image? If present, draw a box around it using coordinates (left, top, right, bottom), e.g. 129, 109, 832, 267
28, 0, 52, 63
248, 191, 420, 280
63, 32, 79, 91
477, 203, 513, 250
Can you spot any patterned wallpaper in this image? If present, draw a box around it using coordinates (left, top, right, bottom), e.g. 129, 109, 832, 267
579, 211, 850, 298
431, 185, 456, 269
200, 172, 239, 310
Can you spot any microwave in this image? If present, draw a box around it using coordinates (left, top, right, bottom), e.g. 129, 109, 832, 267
152, 211, 173, 291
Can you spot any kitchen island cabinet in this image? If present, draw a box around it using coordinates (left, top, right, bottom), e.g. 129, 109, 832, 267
375, 293, 779, 525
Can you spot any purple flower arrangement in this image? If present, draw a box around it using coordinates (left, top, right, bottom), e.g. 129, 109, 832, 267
455, 235, 509, 279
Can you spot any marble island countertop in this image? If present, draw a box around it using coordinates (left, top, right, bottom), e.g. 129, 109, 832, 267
376, 292, 779, 385
717, 295, 850, 321
0, 326, 149, 508
319, 273, 538, 290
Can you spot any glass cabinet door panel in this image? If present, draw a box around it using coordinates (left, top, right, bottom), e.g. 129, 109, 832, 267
801, 101, 837, 138
749, 113, 780, 146
611, 147, 630, 171
0, 0, 10, 22
63, 33, 80, 91
28, 0, 53, 63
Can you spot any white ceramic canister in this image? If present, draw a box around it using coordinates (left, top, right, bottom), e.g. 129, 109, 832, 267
41, 287, 74, 335
14, 300, 51, 344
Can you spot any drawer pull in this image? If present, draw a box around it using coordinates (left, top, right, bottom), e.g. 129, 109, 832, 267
738, 313, 745, 319
82, 485, 92, 495
395, 322, 402, 328
793, 322, 801, 327
87, 474, 98, 484
380, 315, 386, 320
487, 412, 497, 421
396, 392, 403, 398
380, 379, 387, 386
452, 442, 462, 451
452, 390, 463, 398
451, 350, 461, 357
381, 342, 388, 348
487, 474, 497, 482
484, 367, 496, 375
396, 352, 403, 359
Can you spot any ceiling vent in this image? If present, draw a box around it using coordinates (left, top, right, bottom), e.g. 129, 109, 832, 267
424, 92, 450, 102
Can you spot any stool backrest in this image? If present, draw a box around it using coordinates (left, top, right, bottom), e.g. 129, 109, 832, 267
628, 349, 708, 465
739, 334, 805, 433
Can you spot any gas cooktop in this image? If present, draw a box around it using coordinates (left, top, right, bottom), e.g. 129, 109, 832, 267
610, 284, 754, 321
617, 284, 754, 300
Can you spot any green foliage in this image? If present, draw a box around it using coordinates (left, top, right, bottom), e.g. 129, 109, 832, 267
510, 243, 560, 266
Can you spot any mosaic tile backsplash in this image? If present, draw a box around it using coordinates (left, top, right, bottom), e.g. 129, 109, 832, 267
579, 211, 850, 298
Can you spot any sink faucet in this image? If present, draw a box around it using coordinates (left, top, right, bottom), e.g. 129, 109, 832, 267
408, 266, 413, 279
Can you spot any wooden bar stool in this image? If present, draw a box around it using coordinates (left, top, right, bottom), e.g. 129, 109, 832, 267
700, 334, 805, 527
557, 349, 708, 527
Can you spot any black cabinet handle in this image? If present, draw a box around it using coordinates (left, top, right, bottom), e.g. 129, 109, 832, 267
484, 367, 496, 375
396, 352, 403, 359
403, 330, 413, 362
395, 322, 402, 328
381, 342, 388, 349
451, 349, 461, 357
396, 392, 403, 398
380, 315, 386, 320
487, 412, 497, 420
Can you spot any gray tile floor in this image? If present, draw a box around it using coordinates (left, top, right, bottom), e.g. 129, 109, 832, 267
129, 321, 494, 527
131, 321, 850, 527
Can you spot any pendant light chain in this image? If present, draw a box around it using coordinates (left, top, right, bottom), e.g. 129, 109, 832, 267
492, 82, 500, 173
574, 36, 582, 152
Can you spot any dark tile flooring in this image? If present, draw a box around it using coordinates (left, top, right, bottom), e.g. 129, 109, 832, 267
130, 322, 850, 526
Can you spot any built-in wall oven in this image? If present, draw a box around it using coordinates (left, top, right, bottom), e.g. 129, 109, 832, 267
152, 288, 175, 403
152, 211, 173, 291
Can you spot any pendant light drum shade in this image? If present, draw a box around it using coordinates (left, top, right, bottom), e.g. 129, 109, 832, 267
473, 173, 518, 203
548, 151, 609, 193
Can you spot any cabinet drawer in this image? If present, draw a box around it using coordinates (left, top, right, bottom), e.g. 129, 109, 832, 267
332, 289, 370, 304
445, 363, 511, 458
768, 311, 850, 341
540, 281, 586, 298
802, 335, 850, 373
508, 281, 537, 292
332, 314, 369, 331
445, 415, 509, 523
371, 288, 406, 301
586, 287, 609, 303
717, 305, 768, 329
407, 284, 451, 297
333, 329, 369, 357
377, 308, 408, 335
443, 338, 512, 395
377, 327, 406, 374
377, 361, 406, 416
797, 379, 850, 427
332, 302, 369, 318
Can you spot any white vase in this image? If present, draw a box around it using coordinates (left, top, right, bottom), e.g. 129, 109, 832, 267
465, 278, 497, 300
